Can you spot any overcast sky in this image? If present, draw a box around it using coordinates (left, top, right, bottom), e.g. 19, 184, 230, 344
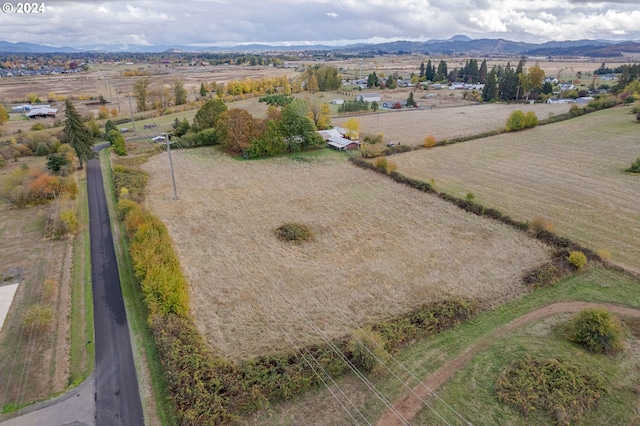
1, 0, 639, 49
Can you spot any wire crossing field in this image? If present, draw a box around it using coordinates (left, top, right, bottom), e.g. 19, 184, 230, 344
391, 106, 640, 272
142, 148, 550, 360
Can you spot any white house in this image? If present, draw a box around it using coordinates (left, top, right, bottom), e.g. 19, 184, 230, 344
331, 99, 345, 105
547, 98, 576, 104
356, 93, 381, 103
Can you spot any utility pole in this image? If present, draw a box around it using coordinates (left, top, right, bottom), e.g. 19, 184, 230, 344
127, 94, 136, 134
161, 133, 179, 200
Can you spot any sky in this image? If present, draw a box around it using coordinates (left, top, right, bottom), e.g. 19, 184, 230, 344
1, 0, 639, 50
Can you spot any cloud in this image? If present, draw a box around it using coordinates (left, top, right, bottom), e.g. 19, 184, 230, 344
0, 0, 638, 49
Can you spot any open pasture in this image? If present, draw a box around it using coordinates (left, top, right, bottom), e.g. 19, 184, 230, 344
333, 102, 572, 146
142, 148, 551, 360
391, 106, 640, 271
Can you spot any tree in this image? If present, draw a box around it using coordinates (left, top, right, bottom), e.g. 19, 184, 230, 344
132, 77, 150, 112
498, 63, 518, 101
343, 118, 360, 140
174, 80, 188, 106
199, 83, 207, 97
482, 68, 498, 102
367, 72, 378, 88
436, 61, 448, 81
0, 104, 8, 125
105, 119, 117, 135
278, 103, 324, 151
172, 118, 190, 137
245, 119, 286, 158
218, 108, 260, 153
306, 74, 319, 93
371, 101, 379, 112
406, 91, 417, 108
308, 99, 331, 130
425, 60, 435, 81
528, 63, 545, 91
63, 100, 94, 170
419, 61, 425, 78
479, 59, 488, 84
193, 98, 227, 131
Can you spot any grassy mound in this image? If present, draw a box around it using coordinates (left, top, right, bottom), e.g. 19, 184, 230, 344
274, 222, 315, 244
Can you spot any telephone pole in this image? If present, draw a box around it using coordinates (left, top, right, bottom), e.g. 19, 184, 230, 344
160, 133, 178, 200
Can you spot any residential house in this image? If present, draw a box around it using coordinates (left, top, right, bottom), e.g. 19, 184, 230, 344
356, 93, 381, 103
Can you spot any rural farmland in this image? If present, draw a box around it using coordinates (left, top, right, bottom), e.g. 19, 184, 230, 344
390, 106, 640, 272
333, 102, 573, 146
142, 148, 551, 360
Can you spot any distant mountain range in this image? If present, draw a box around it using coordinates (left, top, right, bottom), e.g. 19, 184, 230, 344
1, 36, 639, 57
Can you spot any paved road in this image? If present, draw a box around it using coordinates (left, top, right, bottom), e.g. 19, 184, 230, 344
87, 145, 144, 425
1, 145, 143, 425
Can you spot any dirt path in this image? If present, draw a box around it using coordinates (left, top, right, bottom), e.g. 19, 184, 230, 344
377, 301, 640, 426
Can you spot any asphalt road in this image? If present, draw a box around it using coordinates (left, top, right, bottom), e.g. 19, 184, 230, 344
87, 145, 144, 425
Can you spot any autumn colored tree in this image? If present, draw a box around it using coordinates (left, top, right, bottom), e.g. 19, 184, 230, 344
218, 108, 261, 153
0, 104, 9, 125
308, 99, 331, 130
343, 118, 360, 140
63, 100, 94, 170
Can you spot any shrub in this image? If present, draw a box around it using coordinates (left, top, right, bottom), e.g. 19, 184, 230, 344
35, 143, 51, 156
466, 192, 475, 201
385, 160, 397, 174
362, 133, 384, 145
505, 110, 526, 131
43, 279, 57, 302
347, 327, 389, 374
495, 357, 607, 425
23, 303, 54, 332
565, 308, 623, 354
524, 111, 538, 128
274, 222, 315, 244
597, 248, 612, 260
374, 157, 388, 172
423, 134, 436, 148
567, 250, 587, 269
626, 158, 640, 173
530, 217, 554, 234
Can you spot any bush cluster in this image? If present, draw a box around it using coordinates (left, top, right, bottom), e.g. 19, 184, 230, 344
566, 308, 624, 354
1, 167, 77, 208
274, 222, 315, 244
112, 165, 148, 202
496, 357, 607, 425
626, 158, 640, 173
568, 250, 588, 269
505, 110, 538, 131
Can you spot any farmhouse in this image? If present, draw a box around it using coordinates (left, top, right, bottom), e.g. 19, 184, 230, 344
356, 93, 381, 103
318, 127, 360, 150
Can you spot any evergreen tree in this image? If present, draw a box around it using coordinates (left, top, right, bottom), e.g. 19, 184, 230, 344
419, 61, 425, 78
436, 60, 448, 81
498, 63, 518, 101
425, 60, 435, 81
482, 68, 498, 102
200, 83, 207, 97
479, 59, 488, 84
63, 100, 94, 170
406, 91, 417, 108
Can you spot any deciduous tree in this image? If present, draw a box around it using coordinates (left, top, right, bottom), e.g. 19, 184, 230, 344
174, 80, 188, 106
132, 77, 150, 112
193, 98, 227, 131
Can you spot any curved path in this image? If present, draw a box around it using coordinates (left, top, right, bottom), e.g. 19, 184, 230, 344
87, 145, 144, 425
377, 302, 640, 426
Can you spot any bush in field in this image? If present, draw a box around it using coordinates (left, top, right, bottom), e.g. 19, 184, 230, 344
626, 158, 640, 173
524, 111, 538, 127
274, 222, 315, 244
567, 250, 588, 269
495, 357, 607, 425
35, 143, 51, 156
505, 110, 526, 131
363, 133, 384, 145
348, 327, 389, 374
31, 122, 45, 131
530, 217, 554, 234
566, 308, 623, 354
23, 303, 54, 332
423, 134, 436, 148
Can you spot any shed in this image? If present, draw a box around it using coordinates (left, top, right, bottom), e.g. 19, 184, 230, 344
356, 93, 381, 103
25, 107, 57, 118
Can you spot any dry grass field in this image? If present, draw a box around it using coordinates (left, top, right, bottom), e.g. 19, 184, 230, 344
142, 148, 551, 360
333, 102, 573, 146
390, 106, 640, 272
0, 157, 74, 411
